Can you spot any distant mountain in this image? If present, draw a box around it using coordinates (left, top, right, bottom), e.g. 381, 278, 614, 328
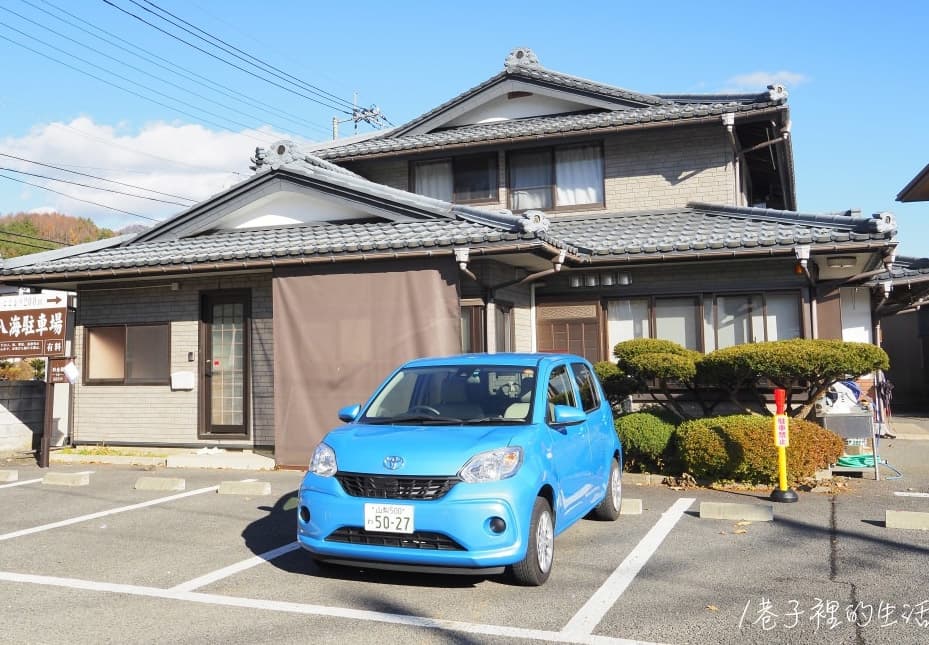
0, 211, 149, 259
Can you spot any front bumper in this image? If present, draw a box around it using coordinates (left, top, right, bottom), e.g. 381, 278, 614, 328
297, 471, 537, 570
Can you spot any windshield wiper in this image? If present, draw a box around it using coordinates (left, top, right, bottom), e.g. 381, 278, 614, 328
462, 416, 526, 424
369, 413, 463, 425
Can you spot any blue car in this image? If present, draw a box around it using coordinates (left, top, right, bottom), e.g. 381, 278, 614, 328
297, 353, 623, 585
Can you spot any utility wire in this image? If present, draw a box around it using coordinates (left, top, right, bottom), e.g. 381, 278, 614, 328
51, 122, 245, 178
3, 3, 318, 141
0, 229, 66, 247
26, 0, 331, 137
137, 0, 358, 111
0, 20, 277, 142
0, 234, 58, 252
0, 167, 191, 207
0, 152, 197, 203
0, 173, 160, 222
100, 0, 355, 115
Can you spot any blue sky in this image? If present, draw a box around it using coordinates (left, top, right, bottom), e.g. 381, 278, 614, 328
0, 0, 926, 256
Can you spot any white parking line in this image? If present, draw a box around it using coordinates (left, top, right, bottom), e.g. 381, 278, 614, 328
561, 497, 696, 637
0, 478, 43, 489
0, 569, 667, 645
0, 485, 219, 542
171, 541, 301, 592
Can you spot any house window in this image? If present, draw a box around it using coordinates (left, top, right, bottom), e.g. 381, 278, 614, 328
508, 144, 604, 211
607, 293, 801, 354
412, 153, 498, 204
85, 323, 170, 384
494, 303, 515, 352
460, 304, 485, 353
704, 293, 801, 351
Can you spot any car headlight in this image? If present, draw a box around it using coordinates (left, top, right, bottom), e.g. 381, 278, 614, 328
459, 447, 523, 483
309, 443, 337, 477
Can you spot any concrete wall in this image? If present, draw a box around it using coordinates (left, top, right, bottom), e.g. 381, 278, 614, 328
72, 274, 273, 448
345, 125, 736, 214
0, 381, 44, 453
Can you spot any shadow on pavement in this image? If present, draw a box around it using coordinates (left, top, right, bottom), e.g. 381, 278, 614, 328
241, 491, 498, 588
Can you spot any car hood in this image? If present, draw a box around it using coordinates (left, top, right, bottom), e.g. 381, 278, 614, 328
324, 423, 523, 477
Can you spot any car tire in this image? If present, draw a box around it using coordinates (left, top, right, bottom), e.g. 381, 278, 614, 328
511, 497, 554, 586
591, 457, 622, 521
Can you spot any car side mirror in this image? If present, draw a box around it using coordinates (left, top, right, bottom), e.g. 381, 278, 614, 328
338, 404, 361, 422
551, 404, 586, 426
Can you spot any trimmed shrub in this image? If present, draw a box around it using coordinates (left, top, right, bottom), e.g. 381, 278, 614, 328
677, 414, 844, 484
594, 361, 637, 408
614, 412, 676, 472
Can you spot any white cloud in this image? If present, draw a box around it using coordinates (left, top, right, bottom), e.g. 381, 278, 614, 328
721, 71, 810, 93
0, 118, 305, 230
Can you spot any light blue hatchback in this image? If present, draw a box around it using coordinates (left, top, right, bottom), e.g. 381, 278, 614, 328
297, 353, 623, 585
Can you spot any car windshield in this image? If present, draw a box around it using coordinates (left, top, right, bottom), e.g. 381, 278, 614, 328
361, 365, 537, 424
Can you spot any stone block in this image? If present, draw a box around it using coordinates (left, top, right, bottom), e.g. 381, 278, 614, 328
886, 510, 929, 531
699, 502, 774, 522
42, 471, 90, 487
133, 477, 185, 492
218, 480, 271, 496
620, 498, 643, 515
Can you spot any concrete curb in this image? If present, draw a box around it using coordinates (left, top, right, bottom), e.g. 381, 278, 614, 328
699, 502, 774, 522
42, 472, 90, 487
167, 452, 275, 471
218, 480, 271, 496
51, 454, 166, 467
885, 510, 929, 530
0, 469, 17, 483
134, 477, 186, 492
623, 473, 661, 486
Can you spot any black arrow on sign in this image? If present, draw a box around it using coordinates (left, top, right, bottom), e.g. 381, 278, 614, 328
46, 296, 62, 304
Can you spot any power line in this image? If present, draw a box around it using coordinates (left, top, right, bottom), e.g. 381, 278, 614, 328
0, 167, 191, 207
0, 173, 160, 222
0, 20, 278, 143
26, 0, 332, 137
137, 0, 358, 111
0, 152, 197, 203
0, 234, 58, 252
3, 3, 320, 141
0, 229, 64, 248
100, 0, 357, 115
51, 122, 246, 178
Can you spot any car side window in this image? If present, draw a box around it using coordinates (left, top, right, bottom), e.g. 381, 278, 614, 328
546, 365, 577, 422
571, 363, 601, 413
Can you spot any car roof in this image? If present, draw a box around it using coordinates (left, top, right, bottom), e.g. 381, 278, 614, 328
400, 353, 588, 369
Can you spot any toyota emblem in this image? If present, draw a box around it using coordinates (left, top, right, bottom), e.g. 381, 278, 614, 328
383, 455, 404, 470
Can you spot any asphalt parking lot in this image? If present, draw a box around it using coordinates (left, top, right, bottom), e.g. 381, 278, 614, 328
2, 444, 929, 645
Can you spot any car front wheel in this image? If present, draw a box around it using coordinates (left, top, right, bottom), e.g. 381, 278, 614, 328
511, 496, 554, 586
591, 457, 622, 521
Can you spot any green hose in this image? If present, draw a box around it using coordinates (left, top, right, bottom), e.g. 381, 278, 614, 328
836, 454, 875, 468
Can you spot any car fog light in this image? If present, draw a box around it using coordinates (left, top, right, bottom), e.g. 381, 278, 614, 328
299, 506, 311, 523
489, 517, 506, 534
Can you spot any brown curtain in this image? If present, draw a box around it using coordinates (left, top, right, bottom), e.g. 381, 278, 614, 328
272, 258, 461, 467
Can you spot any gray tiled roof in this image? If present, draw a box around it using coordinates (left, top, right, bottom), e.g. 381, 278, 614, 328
316, 49, 785, 161
547, 203, 896, 258
316, 100, 782, 160
0, 220, 542, 277
2, 203, 896, 278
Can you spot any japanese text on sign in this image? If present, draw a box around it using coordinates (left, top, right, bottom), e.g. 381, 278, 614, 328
773, 414, 790, 447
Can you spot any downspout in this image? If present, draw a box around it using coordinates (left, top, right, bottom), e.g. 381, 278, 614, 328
722, 113, 742, 207
454, 247, 478, 282
517, 249, 567, 285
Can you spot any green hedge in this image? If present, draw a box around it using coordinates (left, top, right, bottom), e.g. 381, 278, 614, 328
676, 415, 844, 484
614, 412, 676, 472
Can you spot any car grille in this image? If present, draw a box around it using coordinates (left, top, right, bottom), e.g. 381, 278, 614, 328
326, 527, 464, 551
335, 473, 458, 500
